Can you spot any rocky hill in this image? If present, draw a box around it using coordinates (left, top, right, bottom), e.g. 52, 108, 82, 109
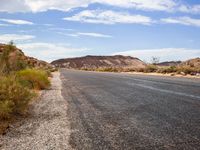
0, 43, 52, 70
179, 58, 200, 68
51, 55, 146, 70
156, 58, 200, 68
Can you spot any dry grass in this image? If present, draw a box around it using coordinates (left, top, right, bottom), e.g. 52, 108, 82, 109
17, 69, 51, 90
0, 120, 9, 135
0, 75, 35, 134
81, 65, 200, 77
0, 42, 52, 135
0, 75, 34, 119
0, 69, 51, 135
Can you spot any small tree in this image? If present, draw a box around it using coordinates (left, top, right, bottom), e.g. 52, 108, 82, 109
151, 56, 160, 65
0, 41, 15, 75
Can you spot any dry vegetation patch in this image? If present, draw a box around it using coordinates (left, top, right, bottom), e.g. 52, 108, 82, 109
0, 76, 35, 134
17, 69, 51, 90
0, 42, 52, 135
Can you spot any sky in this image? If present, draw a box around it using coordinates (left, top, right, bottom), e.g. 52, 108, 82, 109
0, 0, 200, 62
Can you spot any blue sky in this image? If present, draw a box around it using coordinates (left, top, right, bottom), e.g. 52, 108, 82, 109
0, 0, 200, 62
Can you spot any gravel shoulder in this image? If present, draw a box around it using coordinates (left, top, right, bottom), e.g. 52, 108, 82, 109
0, 72, 71, 150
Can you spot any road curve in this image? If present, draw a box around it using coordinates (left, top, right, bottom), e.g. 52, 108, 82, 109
61, 69, 200, 150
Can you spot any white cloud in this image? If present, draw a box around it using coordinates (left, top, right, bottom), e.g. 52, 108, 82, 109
0, 0, 200, 15
97, 0, 176, 11
58, 32, 112, 38
25, 0, 91, 12
0, 0, 90, 13
0, 34, 35, 43
64, 10, 153, 25
0, 0, 183, 13
64, 33, 80, 37
114, 48, 200, 62
42, 23, 54, 27
77, 32, 112, 38
18, 42, 89, 62
179, 5, 200, 14
0, 19, 33, 25
0, 24, 8, 26
48, 27, 75, 31
161, 16, 200, 27
0, 0, 29, 13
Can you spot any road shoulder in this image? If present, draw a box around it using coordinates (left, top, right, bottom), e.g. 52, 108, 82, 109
0, 72, 72, 150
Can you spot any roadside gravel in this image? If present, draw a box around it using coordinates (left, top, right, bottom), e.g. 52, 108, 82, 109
0, 72, 72, 150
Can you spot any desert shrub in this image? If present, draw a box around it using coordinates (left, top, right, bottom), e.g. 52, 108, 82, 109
13, 59, 28, 71
0, 100, 13, 119
177, 66, 199, 75
157, 66, 178, 74
0, 42, 14, 75
144, 65, 158, 73
96, 67, 119, 72
81, 68, 88, 71
49, 67, 58, 72
136, 68, 145, 72
0, 76, 34, 119
45, 69, 53, 77
122, 68, 136, 72
0, 42, 29, 75
17, 69, 50, 90
105, 67, 118, 72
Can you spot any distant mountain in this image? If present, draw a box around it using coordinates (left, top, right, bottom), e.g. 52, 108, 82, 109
157, 61, 182, 66
51, 55, 146, 70
0, 43, 52, 70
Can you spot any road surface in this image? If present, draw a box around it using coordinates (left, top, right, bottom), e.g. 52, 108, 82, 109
61, 69, 200, 150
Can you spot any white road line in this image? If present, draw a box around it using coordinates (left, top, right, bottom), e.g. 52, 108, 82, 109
131, 83, 200, 100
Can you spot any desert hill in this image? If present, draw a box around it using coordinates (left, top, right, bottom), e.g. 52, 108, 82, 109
0, 43, 52, 70
51, 55, 146, 70
157, 58, 200, 68
179, 58, 200, 68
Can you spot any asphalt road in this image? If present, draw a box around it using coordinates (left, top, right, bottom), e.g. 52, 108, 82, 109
61, 69, 200, 150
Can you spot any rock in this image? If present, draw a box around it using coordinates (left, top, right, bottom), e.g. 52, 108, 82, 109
180, 72, 186, 76
170, 73, 175, 76
196, 73, 200, 76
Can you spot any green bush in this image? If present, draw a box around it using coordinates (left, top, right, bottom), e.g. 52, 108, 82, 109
0, 76, 34, 119
157, 66, 178, 74
144, 65, 158, 73
0, 100, 13, 119
17, 69, 50, 90
45, 69, 53, 77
